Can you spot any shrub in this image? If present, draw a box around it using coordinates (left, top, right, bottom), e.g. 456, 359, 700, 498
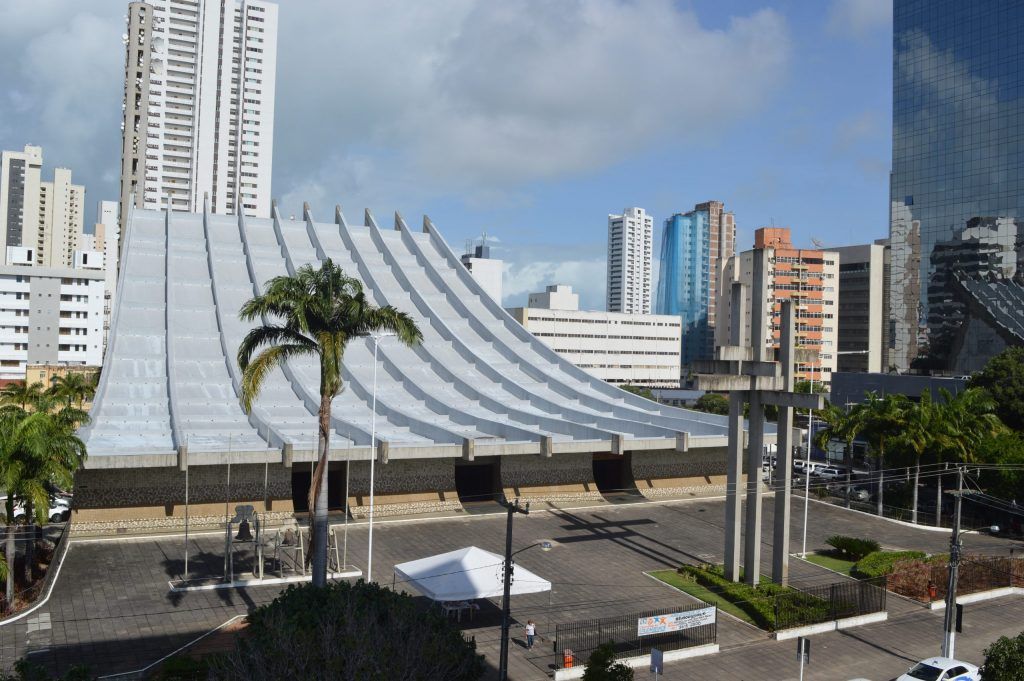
851, 550, 927, 579
825, 535, 881, 561
676, 564, 823, 631
982, 630, 1024, 680
694, 393, 730, 415
582, 642, 634, 681
213, 581, 485, 681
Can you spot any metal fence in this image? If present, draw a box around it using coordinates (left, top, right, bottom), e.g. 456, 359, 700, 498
773, 578, 887, 630
554, 603, 717, 660
887, 553, 1024, 602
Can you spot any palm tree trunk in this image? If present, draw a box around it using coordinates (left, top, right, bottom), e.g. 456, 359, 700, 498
911, 460, 920, 524
5, 499, 14, 609
876, 443, 884, 517
23, 501, 33, 585
844, 443, 852, 509
309, 394, 331, 587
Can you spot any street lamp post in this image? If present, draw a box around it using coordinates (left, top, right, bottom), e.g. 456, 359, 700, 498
366, 331, 395, 584
498, 497, 531, 681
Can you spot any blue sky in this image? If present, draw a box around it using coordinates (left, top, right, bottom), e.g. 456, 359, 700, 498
0, 0, 892, 309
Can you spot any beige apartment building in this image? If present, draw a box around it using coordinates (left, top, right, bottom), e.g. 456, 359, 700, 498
0, 145, 86, 269
717, 227, 840, 386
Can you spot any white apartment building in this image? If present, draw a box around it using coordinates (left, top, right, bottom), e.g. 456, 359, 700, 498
607, 207, 653, 314
1, 145, 86, 269
0, 265, 105, 382
119, 0, 278, 232
81, 201, 121, 352
509, 285, 681, 388
460, 240, 503, 303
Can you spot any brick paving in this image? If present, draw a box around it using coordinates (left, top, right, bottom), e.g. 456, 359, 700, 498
0, 494, 1018, 679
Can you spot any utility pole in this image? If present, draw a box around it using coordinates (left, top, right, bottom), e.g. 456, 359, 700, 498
942, 467, 964, 659
498, 497, 530, 681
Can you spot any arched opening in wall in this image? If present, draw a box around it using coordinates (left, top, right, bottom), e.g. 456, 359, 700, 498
592, 452, 640, 501
291, 461, 349, 513
454, 458, 502, 511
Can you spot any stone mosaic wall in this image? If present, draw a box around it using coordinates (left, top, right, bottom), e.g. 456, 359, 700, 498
500, 452, 603, 503
631, 448, 731, 498
74, 464, 292, 509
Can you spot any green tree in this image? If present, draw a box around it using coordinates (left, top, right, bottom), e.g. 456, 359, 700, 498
0, 383, 44, 411
813, 404, 861, 508
46, 372, 97, 409
237, 259, 421, 587
850, 393, 909, 517
214, 581, 484, 681
974, 431, 1024, 500
893, 391, 944, 524
620, 385, 655, 401
694, 393, 729, 415
970, 347, 1024, 432
581, 642, 634, 681
0, 406, 87, 591
982, 630, 1024, 680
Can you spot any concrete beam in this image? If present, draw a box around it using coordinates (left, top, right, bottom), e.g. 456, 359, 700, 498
177, 445, 188, 472
694, 375, 782, 391
693, 359, 780, 378
378, 441, 390, 464
462, 438, 475, 462
716, 345, 753, 362
540, 436, 552, 458
760, 392, 826, 410
611, 433, 625, 456
282, 442, 293, 468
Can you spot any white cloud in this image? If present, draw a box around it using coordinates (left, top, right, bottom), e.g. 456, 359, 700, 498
273, 0, 791, 212
0, 1, 791, 220
827, 0, 891, 38
500, 243, 607, 310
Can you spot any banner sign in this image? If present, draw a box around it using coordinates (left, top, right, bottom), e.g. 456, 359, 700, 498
637, 606, 716, 637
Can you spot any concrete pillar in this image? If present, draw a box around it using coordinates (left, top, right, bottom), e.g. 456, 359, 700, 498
724, 391, 745, 581
750, 250, 769, 362
743, 391, 765, 585
772, 300, 796, 585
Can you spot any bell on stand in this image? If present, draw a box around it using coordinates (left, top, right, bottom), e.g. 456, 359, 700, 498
235, 518, 253, 542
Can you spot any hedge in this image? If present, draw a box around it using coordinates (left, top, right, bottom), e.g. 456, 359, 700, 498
676, 564, 827, 631
851, 550, 927, 579
825, 535, 881, 561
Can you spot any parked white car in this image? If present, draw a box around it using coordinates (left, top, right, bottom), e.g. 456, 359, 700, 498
12, 497, 71, 523
895, 657, 979, 681
815, 466, 848, 481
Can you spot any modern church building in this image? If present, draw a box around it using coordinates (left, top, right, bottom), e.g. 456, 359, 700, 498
889, 0, 1024, 372
73, 201, 758, 534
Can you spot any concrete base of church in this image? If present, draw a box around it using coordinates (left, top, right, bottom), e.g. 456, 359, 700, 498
69, 446, 732, 535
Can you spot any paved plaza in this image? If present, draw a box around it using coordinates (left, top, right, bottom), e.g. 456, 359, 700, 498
0, 494, 1019, 679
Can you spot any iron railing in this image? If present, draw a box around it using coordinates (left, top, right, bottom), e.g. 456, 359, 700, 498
554, 603, 716, 660
774, 577, 887, 630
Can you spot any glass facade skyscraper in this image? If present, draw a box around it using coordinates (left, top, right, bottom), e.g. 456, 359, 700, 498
655, 201, 735, 366
890, 0, 1024, 372
657, 211, 709, 366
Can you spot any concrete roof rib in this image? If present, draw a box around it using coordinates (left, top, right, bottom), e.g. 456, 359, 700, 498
80, 201, 735, 468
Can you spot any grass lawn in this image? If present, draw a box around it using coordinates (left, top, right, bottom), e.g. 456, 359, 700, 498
647, 570, 758, 626
801, 551, 857, 576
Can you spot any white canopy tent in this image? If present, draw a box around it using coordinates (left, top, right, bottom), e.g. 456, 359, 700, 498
393, 546, 552, 601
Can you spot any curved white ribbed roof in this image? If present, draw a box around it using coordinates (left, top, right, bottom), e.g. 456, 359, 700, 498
81, 202, 736, 465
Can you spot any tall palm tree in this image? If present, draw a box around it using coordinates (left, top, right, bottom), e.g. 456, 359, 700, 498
938, 388, 1004, 462
238, 259, 422, 587
851, 393, 909, 517
814, 404, 861, 508
0, 406, 86, 603
895, 391, 942, 524
47, 372, 98, 409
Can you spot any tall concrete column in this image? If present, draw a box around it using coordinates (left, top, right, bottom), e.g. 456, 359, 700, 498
724, 281, 748, 582
724, 390, 746, 581
743, 391, 765, 585
772, 300, 796, 585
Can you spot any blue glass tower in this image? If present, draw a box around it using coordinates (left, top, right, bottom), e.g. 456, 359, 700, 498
656, 210, 711, 366
890, 0, 1024, 371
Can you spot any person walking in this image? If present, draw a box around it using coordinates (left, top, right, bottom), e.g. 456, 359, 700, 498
525, 620, 536, 649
